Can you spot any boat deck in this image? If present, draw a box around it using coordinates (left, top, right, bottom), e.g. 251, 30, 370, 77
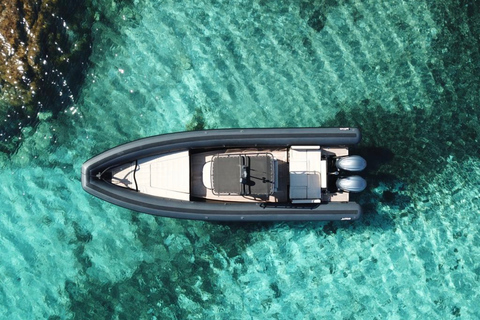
111, 146, 351, 204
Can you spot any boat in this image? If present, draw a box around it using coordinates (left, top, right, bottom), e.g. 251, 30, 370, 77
81, 127, 367, 221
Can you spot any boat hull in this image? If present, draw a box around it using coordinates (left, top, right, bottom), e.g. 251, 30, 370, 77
81, 128, 363, 221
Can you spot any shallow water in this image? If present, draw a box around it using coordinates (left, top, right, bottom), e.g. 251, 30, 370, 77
1, 0, 479, 318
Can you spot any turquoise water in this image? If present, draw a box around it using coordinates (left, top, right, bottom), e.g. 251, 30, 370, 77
2, 0, 480, 318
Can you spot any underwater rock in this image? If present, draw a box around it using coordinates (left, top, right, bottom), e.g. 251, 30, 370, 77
186, 107, 207, 131
0, 0, 92, 153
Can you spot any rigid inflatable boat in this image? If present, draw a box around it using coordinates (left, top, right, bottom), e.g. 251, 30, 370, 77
81, 128, 367, 221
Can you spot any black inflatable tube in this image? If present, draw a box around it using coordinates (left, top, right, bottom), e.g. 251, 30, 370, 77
81, 128, 363, 221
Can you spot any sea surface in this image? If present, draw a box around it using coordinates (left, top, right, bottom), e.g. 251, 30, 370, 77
1, 0, 479, 318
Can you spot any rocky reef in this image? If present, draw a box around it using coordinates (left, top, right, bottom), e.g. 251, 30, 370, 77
0, 0, 92, 153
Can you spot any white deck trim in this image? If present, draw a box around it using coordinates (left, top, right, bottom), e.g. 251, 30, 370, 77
291, 199, 321, 204
290, 145, 321, 150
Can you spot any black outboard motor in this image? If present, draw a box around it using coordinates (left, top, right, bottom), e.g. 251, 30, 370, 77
336, 176, 367, 193
336, 155, 367, 172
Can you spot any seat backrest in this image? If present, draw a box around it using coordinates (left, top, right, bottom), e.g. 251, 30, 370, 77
202, 161, 212, 189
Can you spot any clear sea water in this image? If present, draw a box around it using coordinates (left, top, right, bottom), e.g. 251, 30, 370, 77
1, 0, 479, 318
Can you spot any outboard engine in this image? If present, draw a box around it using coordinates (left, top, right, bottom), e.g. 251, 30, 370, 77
336, 155, 367, 172
336, 176, 367, 193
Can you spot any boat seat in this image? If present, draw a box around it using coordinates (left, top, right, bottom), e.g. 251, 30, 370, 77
202, 161, 213, 189
289, 147, 322, 201
210, 153, 274, 196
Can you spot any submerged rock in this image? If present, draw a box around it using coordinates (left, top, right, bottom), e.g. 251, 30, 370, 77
0, 0, 92, 153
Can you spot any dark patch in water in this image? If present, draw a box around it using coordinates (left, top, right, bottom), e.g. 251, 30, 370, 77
322, 221, 338, 235
186, 107, 206, 131
299, 0, 342, 32
354, 147, 394, 173
270, 282, 282, 298
451, 306, 461, 317
325, 97, 479, 191
382, 191, 396, 203
307, 9, 326, 32
69, 221, 94, 272
302, 37, 315, 56
64, 251, 220, 318
65, 217, 253, 318
72, 221, 93, 244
